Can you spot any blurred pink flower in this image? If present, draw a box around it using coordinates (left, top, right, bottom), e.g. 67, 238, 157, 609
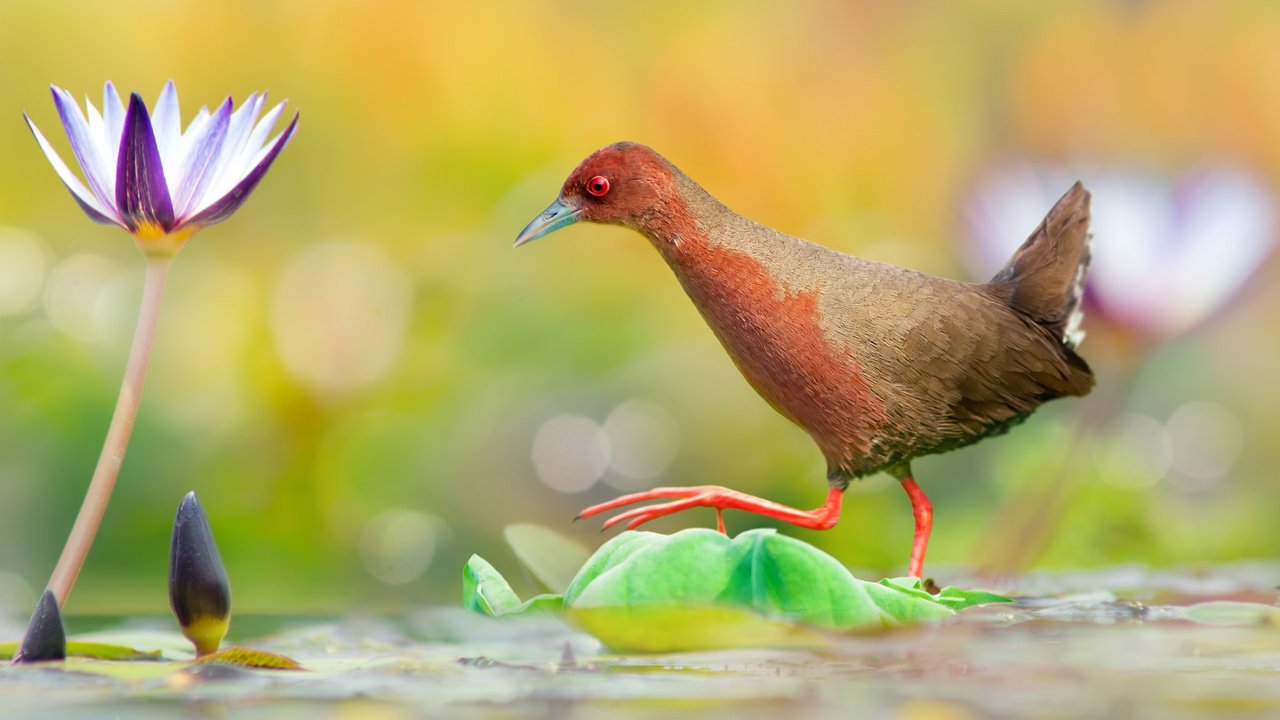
964, 163, 1277, 340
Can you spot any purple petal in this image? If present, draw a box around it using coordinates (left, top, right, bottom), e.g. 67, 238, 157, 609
51, 86, 114, 210
24, 113, 122, 226
172, 98, 233, 219
116, 92, 176, 233
184, 112, 298, 228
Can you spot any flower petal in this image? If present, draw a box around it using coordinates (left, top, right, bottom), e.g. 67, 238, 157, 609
196, 94, 266, 211
185, 112, 298, 228
244, 101, 286, 164
151, 80, 182, 169
116, 92, 176, 233
212, 94, 264, 178
212, 100, 286, 196
82, 95, 117, 199
24, 112, 122, 226
172, 98, 233, 219
102, 81, 125, 145
51, 86, 115, 210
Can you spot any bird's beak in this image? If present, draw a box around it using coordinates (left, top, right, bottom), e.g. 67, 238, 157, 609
514, 197, 580, 247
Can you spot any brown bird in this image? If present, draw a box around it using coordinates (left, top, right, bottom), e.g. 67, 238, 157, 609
515, 142, 1093, 578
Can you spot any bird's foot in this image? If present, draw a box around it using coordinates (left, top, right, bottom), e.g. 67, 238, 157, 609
577, 486, 844, 532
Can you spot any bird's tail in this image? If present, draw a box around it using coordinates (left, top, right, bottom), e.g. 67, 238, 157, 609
985, 181, 1092, 348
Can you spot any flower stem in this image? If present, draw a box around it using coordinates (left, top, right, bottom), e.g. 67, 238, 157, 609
45, 255, 173, 607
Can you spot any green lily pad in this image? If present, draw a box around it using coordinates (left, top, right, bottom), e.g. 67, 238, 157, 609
565, 529, 962, 632
878, 577, 1017, 612
197, 646, 304, 670
462, 554, 524, 617
465, 527, 1010, 651
571, 605, 830, 653
1180, 601, 1280, 626
0, 640, 163, 661
503, 522, 593, 594
462, 554, 563, 617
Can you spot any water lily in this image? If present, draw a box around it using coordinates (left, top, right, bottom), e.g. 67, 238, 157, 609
11, 591, 65, 664
19, 82, 297, 623
170, 492, 231, 657
963, 163, 1277, 342
25, 81, 298, 256
963, 162, 1278, 573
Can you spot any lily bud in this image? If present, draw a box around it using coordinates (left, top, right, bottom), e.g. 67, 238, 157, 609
169, 491, 231, 657
12, 590, 66, 664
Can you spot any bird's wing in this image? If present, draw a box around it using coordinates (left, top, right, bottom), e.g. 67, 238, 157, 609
818, 259, 1092, 446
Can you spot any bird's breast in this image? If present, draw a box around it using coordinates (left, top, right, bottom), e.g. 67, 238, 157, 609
665, 238, 890, 471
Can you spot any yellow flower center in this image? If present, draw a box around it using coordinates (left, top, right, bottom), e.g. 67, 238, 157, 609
133, 224, 199, 258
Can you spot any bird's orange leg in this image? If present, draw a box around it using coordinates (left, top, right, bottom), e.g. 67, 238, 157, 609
897, 473, 933, 579
578, 486, 844, 533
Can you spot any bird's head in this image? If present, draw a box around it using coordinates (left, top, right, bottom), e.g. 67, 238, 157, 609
514, 142, 677, 247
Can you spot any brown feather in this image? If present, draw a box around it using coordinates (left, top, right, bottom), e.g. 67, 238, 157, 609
556, 143, 1095, 485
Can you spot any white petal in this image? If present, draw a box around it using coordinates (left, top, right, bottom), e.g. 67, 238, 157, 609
183, 105, 210, 136
25, 114, 121, 225
173, 99, 233, 218
82, 94, 118, 200
151, 80, 182, 175
201, 93, 265, 205
102, 81, 125, 145
245, 101, 286, 157
1165, 169, 1276, 334
52, 87, 115, 210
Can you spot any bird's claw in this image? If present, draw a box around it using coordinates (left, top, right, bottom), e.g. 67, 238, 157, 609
578, 486, 731, 532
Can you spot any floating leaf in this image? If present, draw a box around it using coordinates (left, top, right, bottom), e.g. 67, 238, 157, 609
879, 577, 1014, 612
1, 641, 164, 662
196, 646, 304, 670
464, 528, 1010, 651
462, 554, 524, 617
1180, 601, 1280, 627
516, 593, 565, 615
565, 530, 962, 636
503, 523, 593, 594
571, 605, 829, 653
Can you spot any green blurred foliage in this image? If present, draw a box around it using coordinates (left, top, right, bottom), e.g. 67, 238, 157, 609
1, 0, 1278, 616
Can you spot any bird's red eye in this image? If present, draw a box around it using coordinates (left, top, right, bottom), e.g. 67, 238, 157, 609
586, 175, 611, 197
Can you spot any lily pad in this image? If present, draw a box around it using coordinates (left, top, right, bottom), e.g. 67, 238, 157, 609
503, 523, 593, 594
465, 527, 1010, 651
462, 554, 524, 617
196, 646, 304, 670
0, 640, 163, 661
1179, 601, 1280, 626
462, 555, 563, 617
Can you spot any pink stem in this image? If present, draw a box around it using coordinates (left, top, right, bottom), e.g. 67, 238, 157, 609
45, 255, 173, 607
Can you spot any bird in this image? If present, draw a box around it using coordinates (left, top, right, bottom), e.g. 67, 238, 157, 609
514, 142, 1093, 579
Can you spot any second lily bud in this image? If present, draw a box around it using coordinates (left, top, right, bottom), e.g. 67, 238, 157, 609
169, 491, 231, 657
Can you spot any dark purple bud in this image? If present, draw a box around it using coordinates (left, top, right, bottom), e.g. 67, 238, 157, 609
169, 491, 231, 657
12, 590, 66, 664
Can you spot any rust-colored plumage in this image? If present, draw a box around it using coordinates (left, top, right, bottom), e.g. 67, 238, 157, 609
516, 142, 1094, 578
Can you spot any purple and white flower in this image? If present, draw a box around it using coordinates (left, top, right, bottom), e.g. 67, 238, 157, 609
25, 81, 298, 251
964, 162, 1278, 340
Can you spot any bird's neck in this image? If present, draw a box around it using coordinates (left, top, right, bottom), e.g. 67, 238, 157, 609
630, 181, 886, 470
632, 174, 751, 269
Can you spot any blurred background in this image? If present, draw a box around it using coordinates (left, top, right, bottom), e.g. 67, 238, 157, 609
1, 0, 1278, 616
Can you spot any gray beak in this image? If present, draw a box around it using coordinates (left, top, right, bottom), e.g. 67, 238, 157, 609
514, 197, 581, 247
